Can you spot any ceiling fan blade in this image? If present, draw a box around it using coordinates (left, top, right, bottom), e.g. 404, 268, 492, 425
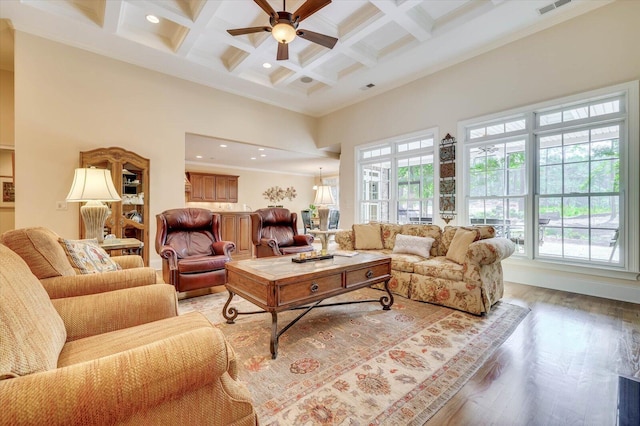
293, 0, 332, 23
296, 29, 338, 49
227, 26, 272, 36
277, 42, 289, 61
254, 0, 277, 18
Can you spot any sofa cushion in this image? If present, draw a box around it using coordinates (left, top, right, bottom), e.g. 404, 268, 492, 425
0, 227, 75, 279
414, 257, 465, 282
446, 228, 479, 264
389, 253, 424, 273
440, 226, 492, 255
59, 238, 122, 274
399, 224, 442, 257
392, 234, 435, 258
380, 223, 402, 250
0, 244, 67, 379
353, 223, 384, 250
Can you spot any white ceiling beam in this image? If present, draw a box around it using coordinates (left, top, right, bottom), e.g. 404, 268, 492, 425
102, 0, 124, 34
175, 2, 224, 56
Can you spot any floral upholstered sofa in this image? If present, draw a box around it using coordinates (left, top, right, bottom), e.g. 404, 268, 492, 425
334, 223, 515, 315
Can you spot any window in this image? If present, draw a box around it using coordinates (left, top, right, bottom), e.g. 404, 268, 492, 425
461, 82, 638, 273
358, 132, 436, 224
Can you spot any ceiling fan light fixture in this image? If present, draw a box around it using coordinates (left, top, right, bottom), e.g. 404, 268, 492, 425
271, 22, 296, 44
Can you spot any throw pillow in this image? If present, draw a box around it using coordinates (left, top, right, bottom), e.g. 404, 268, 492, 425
392, 234, 435, 258
59, 238, 122, 274
446, 228, 478, 264
353, 223, 384, 250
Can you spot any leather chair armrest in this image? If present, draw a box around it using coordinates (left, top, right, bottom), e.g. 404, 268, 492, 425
293, 234, 314, 245
212, 240, 236, 257
159, 246, 179, 270
0, 326, 254, 425
110, 255, 144, 269
40, 267, 158, 299
51, 284, 178, 341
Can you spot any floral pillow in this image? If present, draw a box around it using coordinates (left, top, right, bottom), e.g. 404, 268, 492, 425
392, 234, 435, 258
59, 238, 122, 274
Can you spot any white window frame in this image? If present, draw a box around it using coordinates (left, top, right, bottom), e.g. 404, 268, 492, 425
356, 128, 438, 224
458, 81, 639, 275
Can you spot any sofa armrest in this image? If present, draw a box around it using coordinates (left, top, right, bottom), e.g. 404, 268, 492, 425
466, 237, 515, 266
51, 284, 178, 341
293, 234, 314, 245
334, 230, 355, 250
0, 327, 249, 425
111, 255, 144, 269
212, 240, 236, 257
40, 267, 158, 299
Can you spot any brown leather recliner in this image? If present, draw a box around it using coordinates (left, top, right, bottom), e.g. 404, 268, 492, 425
156, 208, 235, 292
251, 208, 315, 258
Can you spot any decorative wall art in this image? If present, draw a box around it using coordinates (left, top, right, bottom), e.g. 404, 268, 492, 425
439, 133, 456, 224
0, 177, 15, 208
263, 186, 297, 207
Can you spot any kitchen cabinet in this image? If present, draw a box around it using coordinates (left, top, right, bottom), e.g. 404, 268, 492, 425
219, 212, 252, 259
80, 147, 150, 265
187, 172, 238, 202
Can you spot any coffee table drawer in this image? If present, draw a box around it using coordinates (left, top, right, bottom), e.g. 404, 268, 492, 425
345, 264, 389, 288
279, 274, 342, 305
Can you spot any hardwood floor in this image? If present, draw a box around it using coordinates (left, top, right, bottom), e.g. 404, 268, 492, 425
427, 282, 640, 426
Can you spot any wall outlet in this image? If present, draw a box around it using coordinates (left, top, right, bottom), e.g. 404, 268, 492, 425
56, 201, 67, 210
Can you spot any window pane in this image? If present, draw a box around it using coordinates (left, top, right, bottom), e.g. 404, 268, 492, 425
563, 162, 589, 193
470, 128, 486, 139
563, 106, 589, 122
487, 124, 504, 135
539, 165, 562, 194
590, 159, 618, 192
539, 111, 562, 126
590, 99, 620, 117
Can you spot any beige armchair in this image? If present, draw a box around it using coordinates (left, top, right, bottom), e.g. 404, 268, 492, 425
0, 243, 258, 425
0, 227, 157, 299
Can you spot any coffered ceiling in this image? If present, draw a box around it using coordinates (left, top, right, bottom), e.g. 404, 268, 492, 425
0, 0, 612, 118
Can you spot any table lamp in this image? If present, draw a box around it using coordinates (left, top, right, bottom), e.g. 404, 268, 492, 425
66, 167, 121, 243
313, 170, 335, 231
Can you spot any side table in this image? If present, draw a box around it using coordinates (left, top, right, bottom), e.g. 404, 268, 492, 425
99, 238, 144, 256
307, 229, 341, 251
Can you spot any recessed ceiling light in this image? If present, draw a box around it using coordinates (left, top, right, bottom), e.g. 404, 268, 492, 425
258, 148, 265, 151
260, 154, 267, 157
250, 157, 257, 160
220, 144, 227, 148
146, 14, 160, 24
300, 76, 313, 83
195, 155, 203, 159
262, 63, 272, 69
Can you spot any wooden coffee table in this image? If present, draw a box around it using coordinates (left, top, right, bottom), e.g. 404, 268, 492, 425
224, 252, 392, 359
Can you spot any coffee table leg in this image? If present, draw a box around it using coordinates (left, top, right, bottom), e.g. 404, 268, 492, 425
270, 311, 278, 359
380, 279, 394, 310
223, 291, 239, 324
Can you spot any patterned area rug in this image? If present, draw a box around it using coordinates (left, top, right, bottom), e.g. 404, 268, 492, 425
179, 288, 528, 425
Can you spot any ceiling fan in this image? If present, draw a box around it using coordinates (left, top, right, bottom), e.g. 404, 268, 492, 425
227, 0, 338, 61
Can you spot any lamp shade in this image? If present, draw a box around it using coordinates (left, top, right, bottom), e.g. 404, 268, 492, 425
313, 185, 335, 206
271, 22, 296, 44
66, 168, 121, 202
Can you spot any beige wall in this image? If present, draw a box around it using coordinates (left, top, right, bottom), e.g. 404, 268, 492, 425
319, 0, 640, 229
13, 32, 319, 267
0, 69, 14, 145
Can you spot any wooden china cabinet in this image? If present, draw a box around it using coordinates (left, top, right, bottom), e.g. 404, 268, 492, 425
79, 147, 150, 265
